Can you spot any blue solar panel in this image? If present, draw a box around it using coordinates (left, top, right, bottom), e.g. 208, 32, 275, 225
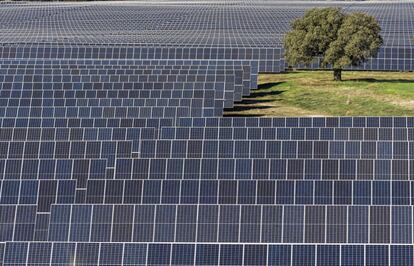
1, 1, 414, 264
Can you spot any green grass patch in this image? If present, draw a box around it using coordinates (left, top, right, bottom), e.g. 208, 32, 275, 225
224, 70, 414, 117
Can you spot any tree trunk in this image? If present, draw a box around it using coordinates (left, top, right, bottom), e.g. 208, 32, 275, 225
333, 69, 342, 81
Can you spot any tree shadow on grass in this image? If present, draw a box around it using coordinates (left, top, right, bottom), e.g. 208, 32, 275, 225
223, 113, 265, 117
246, 90, 285, 98
224, 82, 286, 117
224, 105, 272, 112
347, 78, 414, 83
256, 81, 286, 90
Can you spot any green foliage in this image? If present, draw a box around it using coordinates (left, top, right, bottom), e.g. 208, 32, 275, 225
284, 8, 345, 66
284, 8, 383, 79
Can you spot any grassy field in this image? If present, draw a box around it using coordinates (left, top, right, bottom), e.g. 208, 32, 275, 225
224, 71, 414, 117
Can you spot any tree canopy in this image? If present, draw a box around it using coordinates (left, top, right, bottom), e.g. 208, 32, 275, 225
284, 8, 383, 81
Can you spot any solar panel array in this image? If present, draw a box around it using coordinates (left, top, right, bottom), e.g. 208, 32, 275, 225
1, 1, 414, 265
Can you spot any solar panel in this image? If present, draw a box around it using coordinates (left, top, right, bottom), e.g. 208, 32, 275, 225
1, 1, 414, 264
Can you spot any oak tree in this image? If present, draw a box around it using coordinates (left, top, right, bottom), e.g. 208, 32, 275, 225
284, 8, 383, 81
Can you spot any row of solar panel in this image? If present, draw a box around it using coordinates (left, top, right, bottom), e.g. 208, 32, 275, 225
3, 84, 247, 99
0, 69, 264, 86
4, 117, 399, 128
0, 66, 253, 74
0, 63, 268, 82
1, 242, 406, 266
0, 60, 254, 68
159, 127, 414, 141
2, 98, 224, 111
0, 46, 412, 71
0, 99, 226, 109
0, 48, 411, 71
0, 157, 414, 180
0, 68, 247, 78
0, 58, 256, 73
0, 64, 248, 71
0, 60, 255, 85
0, 158, 107, 182
0, 75, 240, 86
1, 116, 414, 129
0, 60, 258, 91
112, 158, 414, 180
0, 140, 136, 159
0, 81, 236, 92
0, 72, 241, 86
0, 62, 251, 71
0, 203, 409, 244
139, 140, 414, 159
2, 89, 225, 100
0, 65, 256, 85
0, 65, 246, 77
4, 126, 414, 141
4, 140, 414, 159
3, 85, 230, 100
0, 44, 401, 57
2, 158, 414, 181
0, 117, 174, 128
301, 57, 414, 71
3, 74, 243, 117
0, 106, 212, 119
0, 59, 257, 68
0, 63, 250, 72
0, 127, 156, 141
1, 73, 239, 84
0, 46, 283, 60
2, 88, 231, 106
2, 179, 414, 206
176, 117, 414, 128
0, 180, 75, 211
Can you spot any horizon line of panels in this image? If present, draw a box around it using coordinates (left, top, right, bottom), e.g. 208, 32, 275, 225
2, 242, 411, 266
0, 3, 413, 46
1, 1, 413, 44
4, 179, 414, 207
